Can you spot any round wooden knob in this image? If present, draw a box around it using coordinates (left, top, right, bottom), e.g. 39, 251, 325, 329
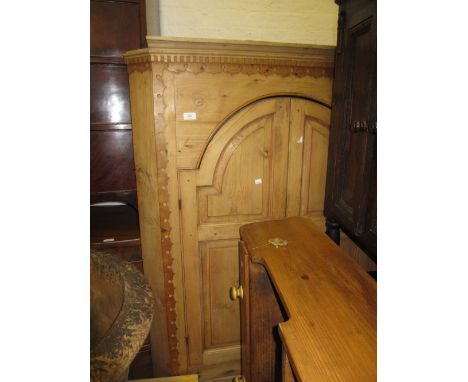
232, 376, 245, 382
229, 285, 243, 300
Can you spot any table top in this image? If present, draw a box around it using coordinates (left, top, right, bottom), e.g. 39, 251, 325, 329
240, 217, 376, 382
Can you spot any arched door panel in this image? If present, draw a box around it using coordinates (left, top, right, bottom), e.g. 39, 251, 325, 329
179, 97, 330, 379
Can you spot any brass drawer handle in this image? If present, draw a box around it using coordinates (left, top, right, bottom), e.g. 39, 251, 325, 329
232, 377, 245, 382
229, 285, 243, 300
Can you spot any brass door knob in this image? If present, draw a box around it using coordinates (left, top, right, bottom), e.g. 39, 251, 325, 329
229, 285, 243, 300
232, 376, 245, 382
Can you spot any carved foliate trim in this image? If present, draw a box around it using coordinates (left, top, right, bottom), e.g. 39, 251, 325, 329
151, 63, 180, 374
128, 60, 332, 79
127, 62, 151, 75
127, 40, 334, 373
125, 55, 332, 79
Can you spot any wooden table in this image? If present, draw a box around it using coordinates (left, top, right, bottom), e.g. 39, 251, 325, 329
238, 217, 376, 382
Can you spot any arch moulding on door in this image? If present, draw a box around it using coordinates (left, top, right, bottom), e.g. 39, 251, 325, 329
124, 36, 334, 380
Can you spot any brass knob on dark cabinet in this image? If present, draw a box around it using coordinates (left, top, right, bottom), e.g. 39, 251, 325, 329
229, 285, 243, 300
232, 376, 245, 382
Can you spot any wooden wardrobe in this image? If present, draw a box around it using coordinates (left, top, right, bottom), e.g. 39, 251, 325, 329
125, 37, 334, 380
325, 0, 377, 262
90, 0, 146, 207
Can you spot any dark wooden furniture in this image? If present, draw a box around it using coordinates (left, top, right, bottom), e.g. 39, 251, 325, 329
90, 0, 147, 207
90, 205, 142, 270
237, 217, 376, 382
324, 0, 377, 262
90, 0, 152, 378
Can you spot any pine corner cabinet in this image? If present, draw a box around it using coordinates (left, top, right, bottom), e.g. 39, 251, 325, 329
124, 37, 335, 380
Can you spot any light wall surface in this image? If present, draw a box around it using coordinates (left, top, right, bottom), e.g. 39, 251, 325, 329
155, 0, 338, 46
146, 0, 161, 35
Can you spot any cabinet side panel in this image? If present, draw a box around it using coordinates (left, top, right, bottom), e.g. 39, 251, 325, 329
249, 261, 286, 382
128, 64, 170, 375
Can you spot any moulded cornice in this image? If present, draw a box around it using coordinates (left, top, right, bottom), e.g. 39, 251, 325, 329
124, 36, 335, 68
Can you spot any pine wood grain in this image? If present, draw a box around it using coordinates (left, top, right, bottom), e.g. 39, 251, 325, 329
125, 37, 333, 379
127, 66, 170, 375
240, 217, 376, 382
282, 349, 297, 382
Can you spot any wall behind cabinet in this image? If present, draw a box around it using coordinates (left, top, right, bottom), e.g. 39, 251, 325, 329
151, 0, 338, 45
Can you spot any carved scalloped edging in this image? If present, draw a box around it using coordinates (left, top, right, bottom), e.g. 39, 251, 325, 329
126, 48, 333, 374
170, 63, 331, 78
126, 57, 332, 78
151, 63, 180, 375
127, 62, 152, 75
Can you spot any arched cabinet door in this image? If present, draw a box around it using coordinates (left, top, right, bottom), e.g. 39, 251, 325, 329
178, 97, 330, 379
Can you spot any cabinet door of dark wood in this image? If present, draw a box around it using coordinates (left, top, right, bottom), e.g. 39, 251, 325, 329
90, 0, 146, 205
325, 0, 377, 260
90, 0, 152, 378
